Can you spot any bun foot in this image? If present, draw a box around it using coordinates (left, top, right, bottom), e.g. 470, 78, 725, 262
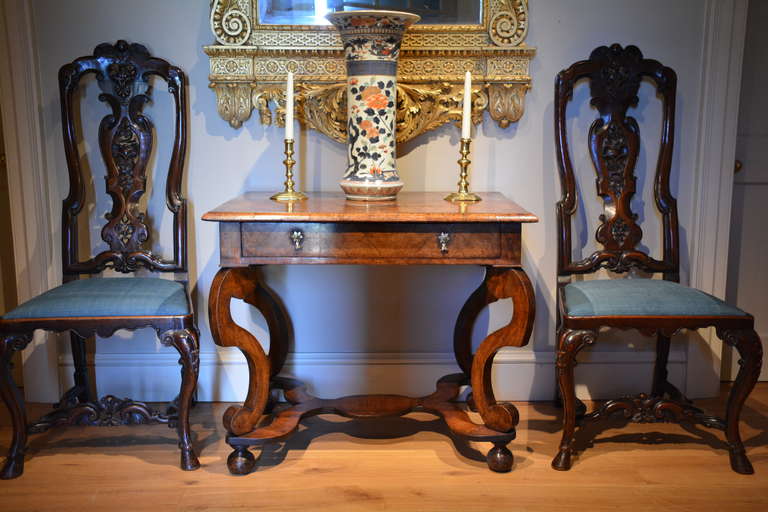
486, 442, 513, 473
0, 454, 24, 480
180, 447, 201, 471
552, 449, 572, 471
729, 449, 754, 475
227, 446, 256, 475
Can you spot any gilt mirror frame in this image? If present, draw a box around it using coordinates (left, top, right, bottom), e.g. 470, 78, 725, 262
205, 0, 535, 143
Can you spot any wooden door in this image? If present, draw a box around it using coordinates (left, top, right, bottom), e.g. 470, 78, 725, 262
725, 0, 768, 381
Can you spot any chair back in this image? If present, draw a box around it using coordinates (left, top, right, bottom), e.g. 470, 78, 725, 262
555, 44, 679, 281
59, 40, 188, 274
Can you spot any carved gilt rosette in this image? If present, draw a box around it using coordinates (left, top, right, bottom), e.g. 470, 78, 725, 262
327, 10, 419, 201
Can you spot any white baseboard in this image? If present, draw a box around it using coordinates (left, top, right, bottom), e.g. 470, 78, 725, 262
58, 349, 687, 403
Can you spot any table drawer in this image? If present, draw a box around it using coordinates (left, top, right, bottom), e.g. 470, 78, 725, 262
241, 222, 501, 260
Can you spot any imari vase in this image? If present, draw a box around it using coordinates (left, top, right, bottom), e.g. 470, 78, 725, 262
327, 10, 420, 201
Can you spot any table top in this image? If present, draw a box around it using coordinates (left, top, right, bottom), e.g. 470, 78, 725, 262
202, 192, 538, 223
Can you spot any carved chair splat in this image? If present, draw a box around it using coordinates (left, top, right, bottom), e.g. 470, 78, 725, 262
0, 40, 199, 479
553, 44, 762, 474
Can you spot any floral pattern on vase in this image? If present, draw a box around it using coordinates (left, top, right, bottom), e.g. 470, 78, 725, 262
347, 77, 397, 183
327, 10, 420, 201
343, 35, 402, 61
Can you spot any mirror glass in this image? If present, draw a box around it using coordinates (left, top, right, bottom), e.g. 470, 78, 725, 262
257, 1, 483, 26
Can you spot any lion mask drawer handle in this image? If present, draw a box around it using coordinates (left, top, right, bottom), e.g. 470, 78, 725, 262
290, 229, 305, 251
437, 232, 451, 254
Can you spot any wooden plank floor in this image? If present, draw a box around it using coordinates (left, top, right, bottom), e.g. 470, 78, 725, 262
1, 384, 767, 511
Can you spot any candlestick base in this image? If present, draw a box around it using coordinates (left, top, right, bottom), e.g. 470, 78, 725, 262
444, 191, 482, 202
445, 138, 482, 203
270, 190, 308, 202
270, 138, 308, 202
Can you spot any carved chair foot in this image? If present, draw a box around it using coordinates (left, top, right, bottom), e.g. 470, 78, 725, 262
729, 448, 754, 475
551, 449, 573, 471
0, 453, 24, 480
180, 447, 201, 471
486, 442, 513, 473
227, 446, 257, 475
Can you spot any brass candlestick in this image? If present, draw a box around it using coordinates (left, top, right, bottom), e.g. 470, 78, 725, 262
270, 139, 308, 201
445, 138, 481, 202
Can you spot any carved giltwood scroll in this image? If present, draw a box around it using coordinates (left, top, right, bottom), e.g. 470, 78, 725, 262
205, 0, 535, 143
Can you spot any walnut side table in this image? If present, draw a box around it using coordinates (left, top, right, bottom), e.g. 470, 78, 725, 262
203, 192, 539, 475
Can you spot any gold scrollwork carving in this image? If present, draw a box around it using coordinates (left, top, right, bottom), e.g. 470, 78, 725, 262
211, 83, 253, 128
252, 85, 283, 126
206, 0, 534, 141
488, 83, 529, 128
395, 83, 488, 143
489, 0, 529, 47
227, 82, 492, 144
210, 0, 252, 46
296, 83, 347, 143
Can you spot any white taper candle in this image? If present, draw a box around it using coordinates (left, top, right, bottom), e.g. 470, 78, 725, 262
286, 71, 294, 140
461, 71, 472, 139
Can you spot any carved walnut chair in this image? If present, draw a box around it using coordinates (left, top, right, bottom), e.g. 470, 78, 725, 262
0, 41, 199, 479
553, 44, 763, 474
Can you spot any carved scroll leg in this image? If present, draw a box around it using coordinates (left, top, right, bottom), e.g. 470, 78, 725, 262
210, 266, 293, 475
453, 267, 491, 378
553, 328, 588, 418
453, 266, 491, 414
210, 267, 271, 436
161, 329, 200, 471
719, 328, 763, 474
0, 334, 32, 480
469, 267, 535, 472
552, 329, 596, 471
253, 275, 291, 383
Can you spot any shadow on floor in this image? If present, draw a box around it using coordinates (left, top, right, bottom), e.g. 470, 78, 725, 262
523, 389, 768, 467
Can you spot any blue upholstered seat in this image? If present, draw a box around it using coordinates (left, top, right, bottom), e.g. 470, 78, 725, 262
2, 277, 189, 319
563, 279, 746, 318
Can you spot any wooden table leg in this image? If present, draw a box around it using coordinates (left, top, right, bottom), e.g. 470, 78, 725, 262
454, 269, 492, 378
456, 266, 535, 472
208, 266, 292, 474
